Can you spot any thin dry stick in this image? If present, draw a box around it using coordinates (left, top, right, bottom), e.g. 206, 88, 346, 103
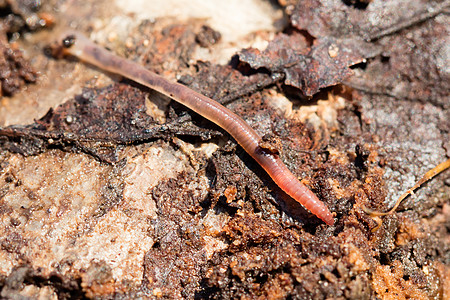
368, 0, 450, 41
364, 158, 450, 217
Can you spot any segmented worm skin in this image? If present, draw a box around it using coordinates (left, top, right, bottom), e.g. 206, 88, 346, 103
60, 32, 334, 225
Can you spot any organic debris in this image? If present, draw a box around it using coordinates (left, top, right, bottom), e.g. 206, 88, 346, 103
0, 84, 221, 162
0, 0, 55, 96
238, 32, 377, 96
0, 0, 448, 299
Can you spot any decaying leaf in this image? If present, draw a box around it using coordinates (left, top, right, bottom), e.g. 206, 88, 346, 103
238, 0, 447, 96
0, 84, 221, 162
238, 32, 377, 96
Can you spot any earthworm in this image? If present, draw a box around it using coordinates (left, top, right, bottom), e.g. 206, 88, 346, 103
57, 31, 334, 225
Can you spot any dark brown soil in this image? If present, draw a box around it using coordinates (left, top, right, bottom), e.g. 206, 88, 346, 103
0, 0, 448, 299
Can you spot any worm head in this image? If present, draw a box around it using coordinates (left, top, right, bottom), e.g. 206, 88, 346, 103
62, 34, 76, 48
45, 31, 78, 59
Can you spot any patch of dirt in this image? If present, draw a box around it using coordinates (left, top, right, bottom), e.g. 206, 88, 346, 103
0, 0, 448, 299
0, 0, 45, 96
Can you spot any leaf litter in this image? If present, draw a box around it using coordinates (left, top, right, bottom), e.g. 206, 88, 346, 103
0, 0, 448, 299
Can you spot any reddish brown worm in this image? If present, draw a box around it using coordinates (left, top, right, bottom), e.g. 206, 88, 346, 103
58, 31, 334, 225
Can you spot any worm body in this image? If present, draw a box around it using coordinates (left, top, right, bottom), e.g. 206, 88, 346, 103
59, 31, 334, 225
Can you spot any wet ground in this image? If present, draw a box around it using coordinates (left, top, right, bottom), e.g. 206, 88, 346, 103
0, 0, 448, 299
